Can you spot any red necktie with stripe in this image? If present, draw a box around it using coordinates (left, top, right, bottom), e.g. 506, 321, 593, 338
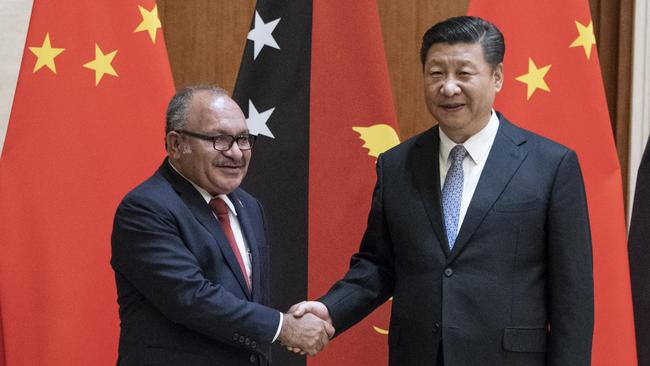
209, 197, 251, 290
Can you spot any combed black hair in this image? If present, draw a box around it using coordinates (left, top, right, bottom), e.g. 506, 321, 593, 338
420, 16, 505, 68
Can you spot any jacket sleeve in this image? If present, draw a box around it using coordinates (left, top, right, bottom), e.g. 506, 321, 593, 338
111, 193, 280, 357
546, 150, 594, 365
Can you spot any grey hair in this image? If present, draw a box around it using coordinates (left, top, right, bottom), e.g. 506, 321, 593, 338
165, 85, 229, 135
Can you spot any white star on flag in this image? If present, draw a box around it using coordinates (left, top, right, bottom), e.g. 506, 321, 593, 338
247, 100, 275, 138
247, 10, 281, 60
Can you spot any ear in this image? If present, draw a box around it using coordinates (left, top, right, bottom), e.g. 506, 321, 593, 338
493, 63, 504, 92
166, 131, 183, 159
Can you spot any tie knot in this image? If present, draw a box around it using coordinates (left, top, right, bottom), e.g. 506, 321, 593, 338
209, 197, 229, 216
449, 145, 467, 163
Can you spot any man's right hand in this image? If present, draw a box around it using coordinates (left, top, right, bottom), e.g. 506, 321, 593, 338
288, 301, 332, 327
278, 312, 335, 356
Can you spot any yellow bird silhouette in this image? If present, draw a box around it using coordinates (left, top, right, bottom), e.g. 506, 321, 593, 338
353, 124, 400, 158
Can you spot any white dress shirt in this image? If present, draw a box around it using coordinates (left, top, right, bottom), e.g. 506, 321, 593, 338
168, 162, 283, 342
439, 110, 499, 236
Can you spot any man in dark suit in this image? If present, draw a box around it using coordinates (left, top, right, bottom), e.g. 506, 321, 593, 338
629, 136, 650, 366
290, 16, 594, 365
111, 85, 333, 365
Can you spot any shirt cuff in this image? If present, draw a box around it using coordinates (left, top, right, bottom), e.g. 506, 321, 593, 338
272, 312, 283, 343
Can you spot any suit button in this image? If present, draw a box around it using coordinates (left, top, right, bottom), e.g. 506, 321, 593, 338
233, 333, 239, 341
249, 354, 256, 363
251, 341, 257, 349
444, 268, 453, 277
433, 322, 441, 333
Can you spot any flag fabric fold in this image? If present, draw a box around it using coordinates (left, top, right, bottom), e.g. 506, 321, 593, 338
468, 1, 637, 365
0, 1, 175, 364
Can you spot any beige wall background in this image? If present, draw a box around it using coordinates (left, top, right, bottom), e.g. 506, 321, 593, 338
158, 0, 633, 198
0, 0, 33, 155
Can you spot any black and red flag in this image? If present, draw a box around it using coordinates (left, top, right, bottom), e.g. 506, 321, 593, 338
233, 0, 400, 365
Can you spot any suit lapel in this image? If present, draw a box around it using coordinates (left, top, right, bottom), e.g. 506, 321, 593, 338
411, 127, 451, 257
447, 116, 528, 264
229, 191, 260, 301
160, 160, 252, 300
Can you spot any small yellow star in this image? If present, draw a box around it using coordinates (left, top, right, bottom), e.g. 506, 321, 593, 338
82, 44, 118, 86
28, 33, 65, 74
515, 58, 551, 100
134, 4, 162, 43
570, 20, 596, 59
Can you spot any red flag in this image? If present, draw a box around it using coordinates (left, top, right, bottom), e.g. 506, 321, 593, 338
468, 1, 637, 365
309, 0, 399, 364
0, 1, 174, 364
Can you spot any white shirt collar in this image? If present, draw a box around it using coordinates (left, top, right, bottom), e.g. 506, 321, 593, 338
168, 160, 238, 215
439, 109, 500, 166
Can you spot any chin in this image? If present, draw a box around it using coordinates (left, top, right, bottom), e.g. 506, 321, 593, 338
220, 180, 243, 193
437, 119, 465, 130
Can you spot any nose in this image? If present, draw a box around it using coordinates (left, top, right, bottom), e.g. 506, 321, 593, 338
440, 78, 461, 96
221, 141, 244, 159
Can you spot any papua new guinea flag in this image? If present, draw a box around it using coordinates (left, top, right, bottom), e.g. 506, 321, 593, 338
233, 0, 400, 365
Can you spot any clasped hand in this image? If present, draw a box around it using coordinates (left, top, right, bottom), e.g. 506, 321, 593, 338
278, 301, 334, 356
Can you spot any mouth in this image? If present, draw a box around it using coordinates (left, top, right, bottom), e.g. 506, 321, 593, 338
440, 103, 465, 112
214, 165, 245, 177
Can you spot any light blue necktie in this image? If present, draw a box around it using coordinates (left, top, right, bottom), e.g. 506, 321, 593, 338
442, 145, 467, 249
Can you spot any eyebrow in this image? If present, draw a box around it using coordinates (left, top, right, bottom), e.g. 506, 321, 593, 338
201, 128, 250, 136
428, 58, 476, 66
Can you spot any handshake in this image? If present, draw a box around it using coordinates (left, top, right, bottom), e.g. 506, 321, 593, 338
278, 301, 334, 356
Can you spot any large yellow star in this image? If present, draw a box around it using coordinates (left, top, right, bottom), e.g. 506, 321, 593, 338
570, 20, 596, 59
82, 44, 118, 86
28, 33, 65, 74
515, 58, 551, 100
134, 4, 162, 43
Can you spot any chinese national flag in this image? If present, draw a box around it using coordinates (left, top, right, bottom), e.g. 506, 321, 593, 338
0, 1, 175, 365
233, 0, 398, 365
468, 1, 637, 365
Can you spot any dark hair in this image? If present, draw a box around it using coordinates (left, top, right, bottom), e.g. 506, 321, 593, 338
420, 16, 505, 69
165, 85, 228, 135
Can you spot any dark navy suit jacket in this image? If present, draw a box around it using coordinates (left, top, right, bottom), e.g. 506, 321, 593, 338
320, 113, 594, 366
111, 159, 279, 366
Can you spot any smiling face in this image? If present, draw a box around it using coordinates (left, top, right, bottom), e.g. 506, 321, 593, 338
423, 42, 503, 143
167, 91, 251, 195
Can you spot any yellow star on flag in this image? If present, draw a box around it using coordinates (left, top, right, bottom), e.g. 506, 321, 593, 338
515, 58, 551, 100
82, 44, 118, 86
28, 33, 65, 74
570, 20, 596, 59
134, 4, 162, 43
